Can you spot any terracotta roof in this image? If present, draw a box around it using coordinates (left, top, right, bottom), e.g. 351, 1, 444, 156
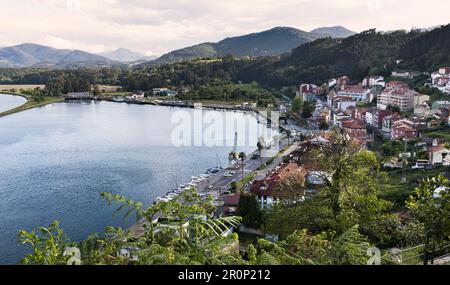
341, 119, 365, 129
387, 81, 409, 88
428, 146, 448, 153
221, 193, 241, 206
251, 163, 307, 198
339, 85, 366, 93
393, 125, 416, 132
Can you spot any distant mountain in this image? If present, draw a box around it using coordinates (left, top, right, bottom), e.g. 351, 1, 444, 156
0, 43, 117, 68
146, 26, 355, 66
150, 43, 218, 66
100, 48, 156, 62
310, 26, 356, 38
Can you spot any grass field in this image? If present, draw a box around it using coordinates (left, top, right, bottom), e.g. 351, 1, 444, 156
0, 84, 45, 92
0, 96, 64, 118
97, 85, 122, 93
424, 128, 450, 142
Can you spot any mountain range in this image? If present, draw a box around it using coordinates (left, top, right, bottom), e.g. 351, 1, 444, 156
0, 26, 355, 68
146, 26, 355, 66
0, 44, 116, 68
100, 48, 157, 63
117, 24, 450, 92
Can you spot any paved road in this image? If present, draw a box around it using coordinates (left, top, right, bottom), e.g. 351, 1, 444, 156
195, 137, 292, 195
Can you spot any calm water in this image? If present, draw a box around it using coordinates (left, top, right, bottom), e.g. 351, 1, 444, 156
0, 94, 26, 113
0, 101, 265, 264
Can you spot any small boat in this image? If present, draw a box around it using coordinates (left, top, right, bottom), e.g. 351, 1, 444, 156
112, 97, 125, 103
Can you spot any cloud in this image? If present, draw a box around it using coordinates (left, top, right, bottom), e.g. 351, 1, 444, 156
0, 0, 449, 56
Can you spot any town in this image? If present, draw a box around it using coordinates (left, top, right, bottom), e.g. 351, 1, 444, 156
1, 1, 450, 270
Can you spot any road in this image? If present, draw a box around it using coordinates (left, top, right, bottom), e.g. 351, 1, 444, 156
195, 135, 301, 197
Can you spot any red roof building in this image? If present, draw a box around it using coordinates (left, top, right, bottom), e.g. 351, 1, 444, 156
221, 192, 241, 215
251, 163, 307, 201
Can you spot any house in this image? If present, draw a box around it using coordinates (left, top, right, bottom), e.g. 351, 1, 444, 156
391, 119, 418, 140
391, 125, 418, 140
251, 163, 307, 208
413, 94, 430, 107
130, 92, 145, 100
337, 85, 372, 102
414, 102, 432, 117
382, 114, 401, 133
373, 109, 393, 129
220, 192, 241, 215
299, 84, 317, 101
365, 110, 375, 126
328, 78, 337, 89
431, 68, 450, 94
316, 109, 331, 125
327, 92, 357, 111
153, 88, 178, 96
391, 70, 420, 79
428, 146, 450, 166
302, 92, 318, 103
341, 119, 369, 143
363, 76, 386, 88
333, 112, 352, 126
439, 67, 450, 75
351, 107, 367, 122
336, 76, 350, 91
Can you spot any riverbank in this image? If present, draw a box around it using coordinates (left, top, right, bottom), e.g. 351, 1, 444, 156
0, 95, 64, 118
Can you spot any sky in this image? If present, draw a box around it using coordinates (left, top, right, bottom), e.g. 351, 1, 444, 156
0, 0, 449, 56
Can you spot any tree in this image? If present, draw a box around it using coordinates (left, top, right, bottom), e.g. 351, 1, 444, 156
406, 176, 450, 265
266, 129, 394, 244
314, 130, 394, 237
237, 194, 265, 229
301, 101, 315, 119
319, 121, 329, 131
387, 105, 401, 113
18, 221, 70, 265
93, 84, 101, 96
291, 97, 302, 113
238, 152, 247, 179
253, 226, 373, 265
20, 189, 244, 265
229, 182, 238, 193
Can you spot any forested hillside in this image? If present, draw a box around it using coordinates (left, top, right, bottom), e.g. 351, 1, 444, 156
1, 25, 450, 93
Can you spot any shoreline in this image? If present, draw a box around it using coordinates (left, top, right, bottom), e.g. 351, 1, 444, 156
0, 93, 64, 118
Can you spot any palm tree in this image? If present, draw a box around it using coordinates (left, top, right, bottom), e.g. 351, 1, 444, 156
257, 141, 263, 164
238, 152, 247, 179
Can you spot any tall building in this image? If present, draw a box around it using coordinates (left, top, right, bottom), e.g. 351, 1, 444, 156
378, 83, 429, 112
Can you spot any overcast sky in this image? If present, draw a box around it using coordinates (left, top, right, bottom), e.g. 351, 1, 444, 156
0, 0, 448, 56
